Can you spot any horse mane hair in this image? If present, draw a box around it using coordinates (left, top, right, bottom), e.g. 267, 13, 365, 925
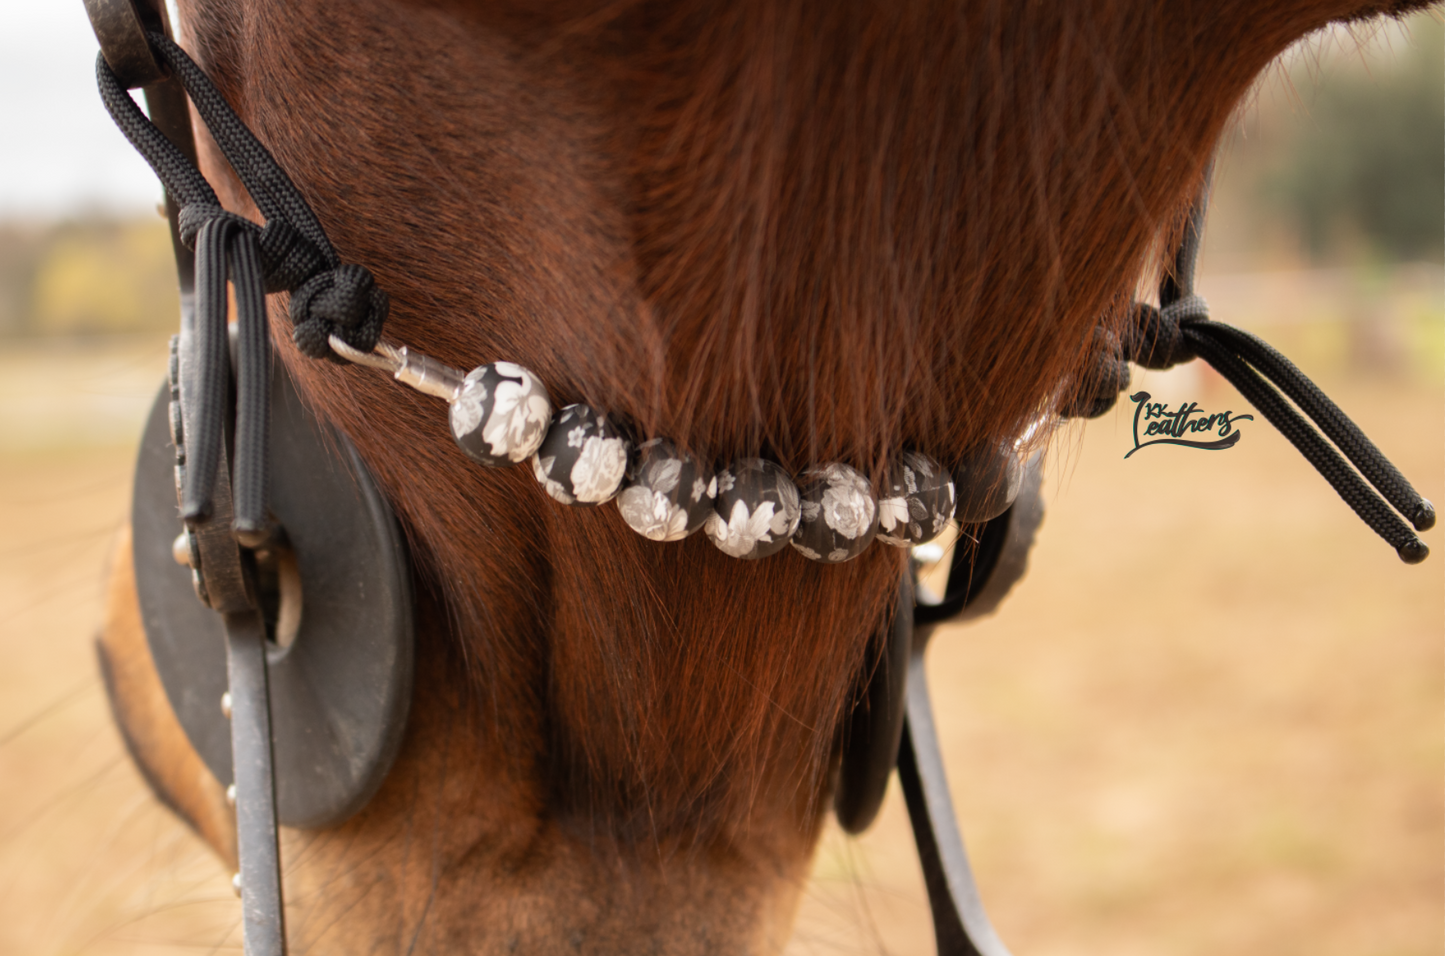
177, 0, 1426, 850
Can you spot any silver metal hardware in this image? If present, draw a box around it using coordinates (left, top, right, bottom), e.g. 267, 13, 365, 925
326, 335, 397, 371
232, 872, 243, 898
911, 542, 945, 566
328, 335, 465, 402
172, 531, 192, 566
226, 783, 237, 806
394, 348, 465, 401
221, 691, 232, 719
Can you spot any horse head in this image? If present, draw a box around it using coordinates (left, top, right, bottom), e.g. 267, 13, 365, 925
96, 0, 1435, 951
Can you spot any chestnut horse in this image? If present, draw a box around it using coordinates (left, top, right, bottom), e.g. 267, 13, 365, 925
97, 0, 1432, 951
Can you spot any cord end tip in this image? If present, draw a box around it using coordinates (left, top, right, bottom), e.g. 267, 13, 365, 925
180, 501, 212, 527
232, 522, 270, 549
1412, 499, 1435, 532
1397, 538, 1429, 565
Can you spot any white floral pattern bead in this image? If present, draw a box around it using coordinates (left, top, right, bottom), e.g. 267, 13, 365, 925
792, 463, 878, 562
449, 362, 552, 466
877, 451, 956, 547
532, 404, 630, 506
705, 458, 801, 559
616, 438, 716, 541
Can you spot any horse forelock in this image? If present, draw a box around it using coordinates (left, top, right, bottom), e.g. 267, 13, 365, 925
175, 0, 1397, 860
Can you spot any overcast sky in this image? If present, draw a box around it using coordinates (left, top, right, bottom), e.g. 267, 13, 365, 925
0, 0, 162, 219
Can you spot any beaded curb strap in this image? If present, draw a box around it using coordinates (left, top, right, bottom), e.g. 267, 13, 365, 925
329, 337, 973, 563
98, 35, 1433, 564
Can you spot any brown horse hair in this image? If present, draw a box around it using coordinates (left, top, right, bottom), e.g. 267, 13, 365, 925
156, 0, 1432, 887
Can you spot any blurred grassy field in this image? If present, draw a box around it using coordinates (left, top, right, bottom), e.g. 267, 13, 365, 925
0, 286, 1439, 954
793, 348, 1444, 956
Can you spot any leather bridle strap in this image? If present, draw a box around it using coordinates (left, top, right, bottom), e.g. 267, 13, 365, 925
225, 609, 287, 956
896, 454, 1046, 955
85, 4, 289, 954
899, 630, 1011, 956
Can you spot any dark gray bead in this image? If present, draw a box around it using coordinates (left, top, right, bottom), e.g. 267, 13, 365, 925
616, 438, 716, 541
953, 441, 1023, 524
705, 458, 801, 559
792, 463, 878, 563
877, 452, 955, 547
531, 403, 630, 506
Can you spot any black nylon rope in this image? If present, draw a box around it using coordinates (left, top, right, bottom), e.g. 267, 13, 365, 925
97, 53, 216, 210
187, 214, 232, 522
1194, 320, 1434, 532
97, 37, 387, 358
141, 34, 389, 362
1183, 328, 1427, 563
231, 226, 271, 544
1082, 185, 1433, 563
144, 32, 335, 266
96, 34, 389, 538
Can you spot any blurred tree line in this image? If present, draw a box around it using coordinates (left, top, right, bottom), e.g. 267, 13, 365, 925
1211, 11, 1444, 268
1271, 13, 1443, 262
0, 218, 176, 337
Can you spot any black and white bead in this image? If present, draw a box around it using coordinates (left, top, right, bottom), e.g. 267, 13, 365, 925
792, 463, 878, 563
343, 336, 1042, 556
531, 404, 631, 506
449, 362, 553, 466
952, 440, 1023, 524
705, 458, 801, 560
877, 452, 956, 547
616, 438, 716, 542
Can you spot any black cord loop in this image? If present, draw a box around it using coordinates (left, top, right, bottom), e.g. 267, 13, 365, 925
96, 31, 389, 536
1075, 187, 1433, 563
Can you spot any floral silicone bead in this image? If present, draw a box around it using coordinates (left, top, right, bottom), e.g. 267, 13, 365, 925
616, 438, 716, 542
531, 403, 630, 506
449, 362, 553, 466
705, 458, 801, 559
877, 451, 956, 547
791, 463, 878, 562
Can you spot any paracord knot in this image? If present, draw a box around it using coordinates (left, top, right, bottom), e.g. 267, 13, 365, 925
1062, 327, 1131, 419
1127, 301, 1197, 370
290, 263, 389, 361
256, 218, 327, 294
1161, 293, 1210, 325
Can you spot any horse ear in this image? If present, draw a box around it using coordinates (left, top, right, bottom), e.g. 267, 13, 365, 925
128, 350, 416, 830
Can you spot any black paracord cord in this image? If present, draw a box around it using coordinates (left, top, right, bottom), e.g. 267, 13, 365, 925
1182, 325, 1428, 563
188, 214, 233, 524
1089, 184, 1433, 563
229, 223, 271, 541
1194, 320, 1435, 532
96, 33, 387, 542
